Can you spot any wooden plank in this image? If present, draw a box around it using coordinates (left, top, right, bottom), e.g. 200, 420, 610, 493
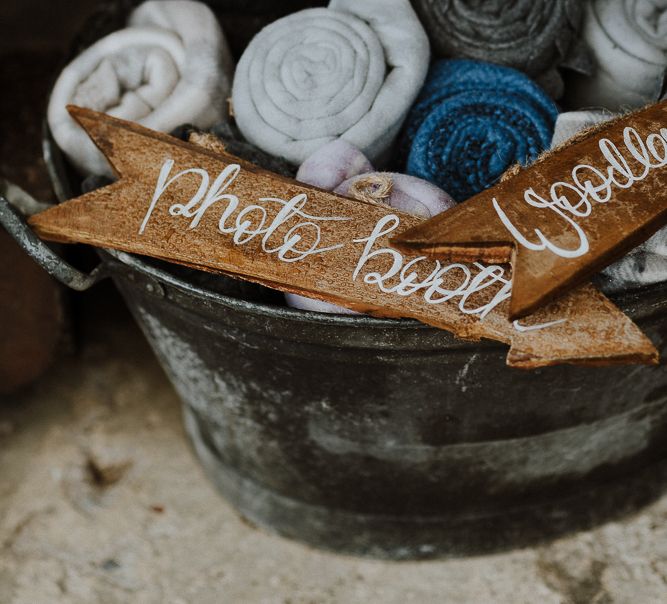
393, 101, 667, 319
28, 107, 658, 368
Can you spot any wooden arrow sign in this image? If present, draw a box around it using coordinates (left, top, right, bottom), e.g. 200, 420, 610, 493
392, 101, 667, 319
28, 106, 658, 368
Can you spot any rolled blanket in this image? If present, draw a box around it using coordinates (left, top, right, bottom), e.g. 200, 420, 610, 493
334, 173, 455, 219
207, 0, 326, 14
398, 59, 558, 202
296, 139, 373, 190
231, 0, 430, 166
551, 110, 667, 292
564, 0, 667, 111
286, 140, 455, 313
296, 140, 455, 214
411, 0, 587, 98
48, 0, 234, 176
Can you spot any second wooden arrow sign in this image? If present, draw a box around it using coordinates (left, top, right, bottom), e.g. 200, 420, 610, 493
393, 101, 667, 320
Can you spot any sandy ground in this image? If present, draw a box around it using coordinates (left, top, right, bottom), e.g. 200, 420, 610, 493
0, 288, 665, 604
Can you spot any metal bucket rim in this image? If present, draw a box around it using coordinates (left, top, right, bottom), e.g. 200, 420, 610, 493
103, 249, 434, 329
103, 246, 667, 329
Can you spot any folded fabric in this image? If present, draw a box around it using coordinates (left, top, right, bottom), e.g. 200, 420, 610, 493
411, 0, 587, 98
296, 139, 373, 190
0, 179, 52, 217
551, 110, 667, 292
564, 0, 667, 111
398, 59, 558, 202
209, 0, 326, 14
599, 249, 667, 292
231, 0, 430, 166
286, 140, 455, 313
550, 109, 613, 148
334, 172, 455, 219
48, 0, 234, 176
296, 139, 455, 214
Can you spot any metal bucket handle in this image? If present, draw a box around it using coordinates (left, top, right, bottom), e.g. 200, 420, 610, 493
0, 195, 106, 291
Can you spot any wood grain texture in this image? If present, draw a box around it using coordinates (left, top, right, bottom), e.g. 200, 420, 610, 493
28, 107, 658, 368
393, 101, 667, 319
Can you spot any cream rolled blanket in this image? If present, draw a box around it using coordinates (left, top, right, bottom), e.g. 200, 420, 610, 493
551, 110, 667, 292
48, 0, 234, 176
565, 0, 667, 111
231, 0, 430, 165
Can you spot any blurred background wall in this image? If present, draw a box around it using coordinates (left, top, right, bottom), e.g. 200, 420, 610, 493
0, 1, 99, 393
1, 0, 95, 51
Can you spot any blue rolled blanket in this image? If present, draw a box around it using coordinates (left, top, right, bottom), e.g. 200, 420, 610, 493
398, 59, 558, 201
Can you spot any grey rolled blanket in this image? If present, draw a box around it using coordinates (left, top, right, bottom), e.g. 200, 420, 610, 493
411, 0, 589, 98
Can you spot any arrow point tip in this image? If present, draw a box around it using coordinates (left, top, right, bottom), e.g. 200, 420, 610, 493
508, 294, 534, 322
66, 104, 86, 118
66, 105, 105, 128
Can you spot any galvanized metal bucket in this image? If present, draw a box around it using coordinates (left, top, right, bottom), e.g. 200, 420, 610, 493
0, 0, 665, 556
1, 125, 666, 558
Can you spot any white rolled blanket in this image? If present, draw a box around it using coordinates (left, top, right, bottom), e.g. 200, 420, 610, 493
48, 0, 234, 176
565, 0, 667, 111
231, 0, 430, 165
551, 110, 667, 292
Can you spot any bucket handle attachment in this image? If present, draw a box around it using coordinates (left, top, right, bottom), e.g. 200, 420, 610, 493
0, 195, 107, 291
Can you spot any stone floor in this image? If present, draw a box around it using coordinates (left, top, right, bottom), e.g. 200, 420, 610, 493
0, 287, 665, 604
